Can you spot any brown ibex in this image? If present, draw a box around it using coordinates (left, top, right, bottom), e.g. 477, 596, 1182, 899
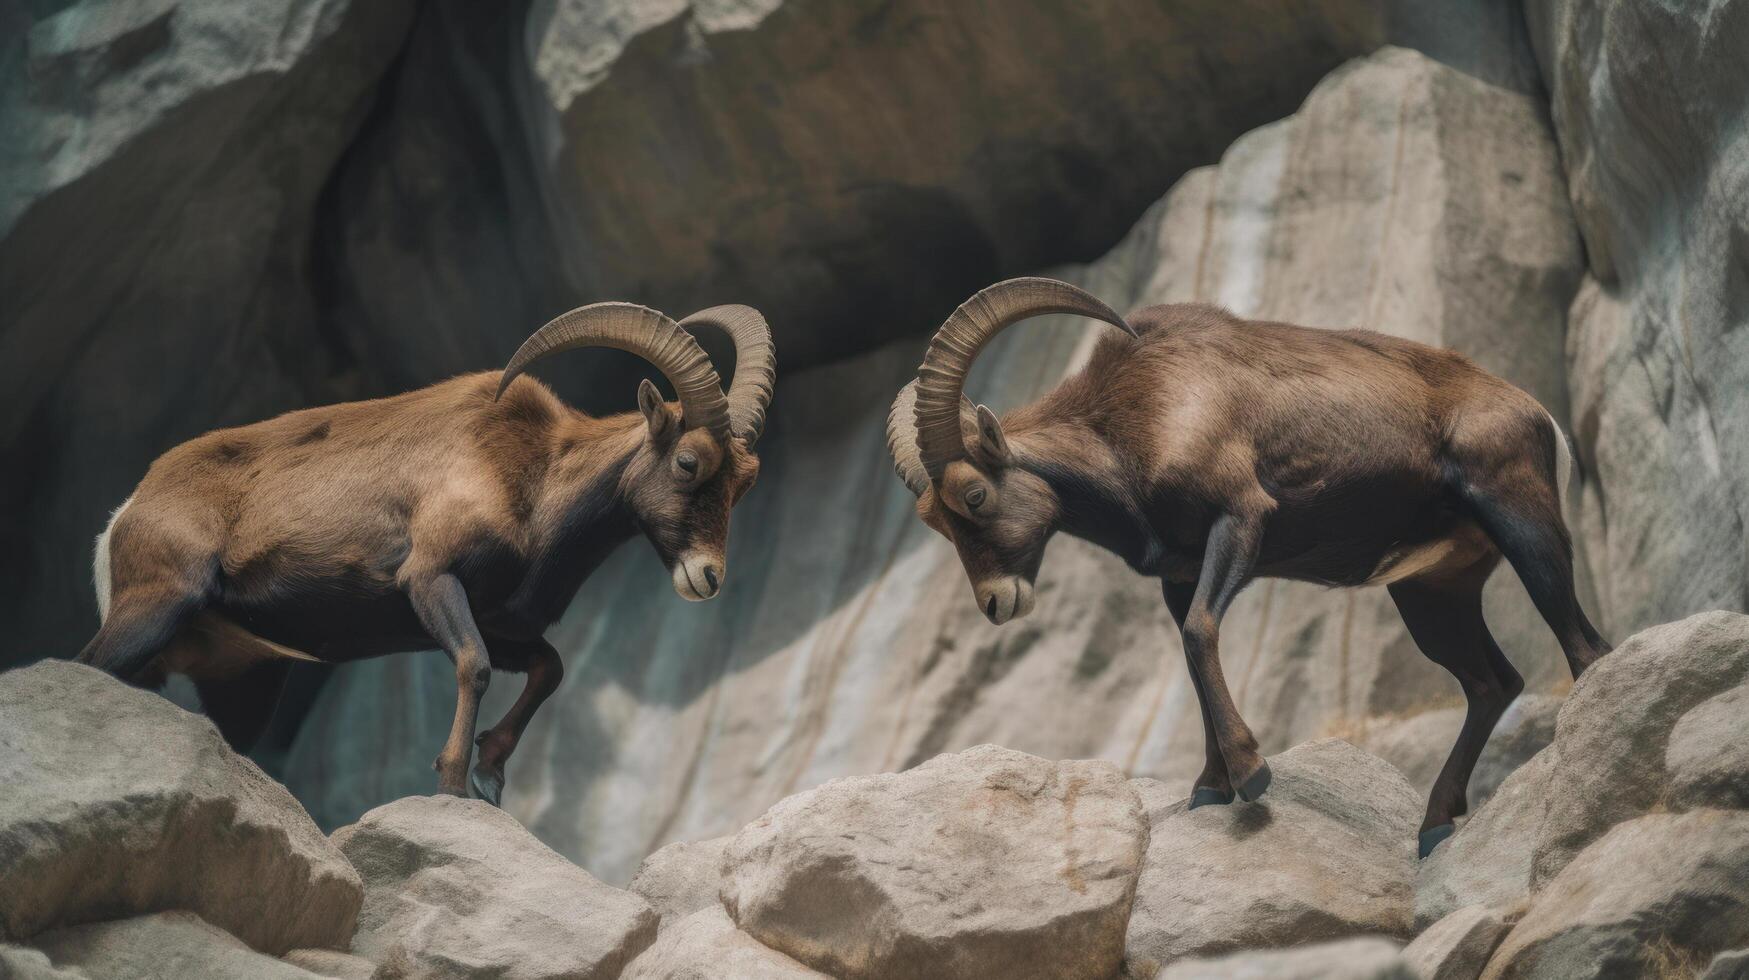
887, 277, 1611, 857
80, 302, 773, 805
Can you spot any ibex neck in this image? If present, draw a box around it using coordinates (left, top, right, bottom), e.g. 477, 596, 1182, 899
1015, 422, 1164, 575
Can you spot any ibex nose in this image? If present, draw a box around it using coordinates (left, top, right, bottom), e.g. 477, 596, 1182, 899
672, 552, 725, 601
976, 577, 1035, 625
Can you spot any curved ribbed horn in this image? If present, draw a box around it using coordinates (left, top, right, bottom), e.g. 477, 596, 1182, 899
887, 380, 978, 498
496, 302, 730, 443
913, 277, 1134, 480
679, 305, 776, 447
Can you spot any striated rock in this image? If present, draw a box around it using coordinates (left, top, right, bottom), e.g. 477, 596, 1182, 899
1402, 905, 1517, 980
29, 911, 336, 979
333, 795, 657, 980
288, 44, 1584, 884
284, 948, 382, 980
1415, 751, 1552, 929
629, 836, 732, 931
1666, 684, 1749, 812
1527, 0, 1749, 636
1482, 810, 1749, 980
1531, 612, 1749, 887
0, 661, 360, 952
622, 906, 828, 980
721, 744, 1146, 980
1359, 695, 1560, 813
1124, 739, 1420, 973
1152, 937, 1413, 980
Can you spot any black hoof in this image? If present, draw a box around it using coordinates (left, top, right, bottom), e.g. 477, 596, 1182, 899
1189, 787, 1235, 809
1235, 761, 1272, 803
1419, 823, 1455, 859
470, 768, 504, 808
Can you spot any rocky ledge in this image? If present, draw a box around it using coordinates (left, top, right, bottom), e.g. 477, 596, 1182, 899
2, 611, 1747, 980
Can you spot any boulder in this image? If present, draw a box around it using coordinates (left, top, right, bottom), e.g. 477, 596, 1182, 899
1401, 905, 1517, 980
1666, 684, 1749, 812
28, 911, 336, 979
721, 744, 1146, 980
1482, 810, 1749, 979
1531, 612, 1749, 887
628, 836, 732, 931
0, 945, 85, 980
1152, 937, 1413, 980
1415, 751, 1552, 929
622, 906, 828, 980
1360, 695, 1560, 812
283, 948, 382, 980
1124, 739, 1420, 973
332, 795, 657, 980
0, 661, 361, 952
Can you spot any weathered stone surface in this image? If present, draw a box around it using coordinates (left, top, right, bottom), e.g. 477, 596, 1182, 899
333, 795, 657, 980
721, 744, 1146, 980
1152, 937, 1413, 980
622, 906, 827, 980
0, 945, 85, 980
1531, 612, 1749, 887
628, 836, 731, 931
1527, 0, 1749, 637
1415, 748, 1550, 930
288, 45, 1584, 885
1667, 684, 1749, 812
1402, 905, 1516, 980
0, 661, 360, 952
29, 912, 335, 980
1125, 739, 1420, 973
1482, 810, 1749, 980
1358, 695, 1560, 813
284, 948, 382, 980
1702, 949, 1749, 980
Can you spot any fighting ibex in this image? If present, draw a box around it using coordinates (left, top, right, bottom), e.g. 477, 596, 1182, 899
80, 303, 773, 805
887, 277, 1610, 856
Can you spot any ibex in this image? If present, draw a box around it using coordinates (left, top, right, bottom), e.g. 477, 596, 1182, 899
887, 277, 1611, 857
79, 303, 773, 805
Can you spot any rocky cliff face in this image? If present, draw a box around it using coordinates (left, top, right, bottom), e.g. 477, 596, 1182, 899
285, 44, 1591, 883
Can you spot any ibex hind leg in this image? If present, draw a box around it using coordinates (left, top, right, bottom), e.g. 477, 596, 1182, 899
76, 582, 210, 681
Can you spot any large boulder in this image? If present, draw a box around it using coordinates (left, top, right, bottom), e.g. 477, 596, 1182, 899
287, 43, 1585, 885
27, 911, 338, 980
628, 836, 732, 931
1124, 739, 1420, 973
622, 906, 828, 980
333, 795, 657, 980
1481, 810, 1749, 980
1530, 612, 1749, 886
1415, 750, 1552, 929
721, 744, 1146, 980
1152, 937, 1413, 980
0, 661, 361, 952
1527, 0, 1749, 635
0, 946, 85, 980
1401, 905, 1517, 980
1666, 684, 1749, 812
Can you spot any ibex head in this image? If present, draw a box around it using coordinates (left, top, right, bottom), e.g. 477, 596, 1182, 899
499, 302, 774, 601
887, 278, 1133, 624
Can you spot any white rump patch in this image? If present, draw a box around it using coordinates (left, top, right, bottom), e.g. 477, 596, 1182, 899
93, 496, 133, 623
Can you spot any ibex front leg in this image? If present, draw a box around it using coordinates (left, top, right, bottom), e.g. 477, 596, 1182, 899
406, 572, 491, 797
1181, 511, 1271, 801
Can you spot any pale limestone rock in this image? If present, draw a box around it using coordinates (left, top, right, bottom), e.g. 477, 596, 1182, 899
1482, 810, 1749, 980
1415, 751, 1551, 930
621, 906, 827, 980
1531, 612, 1749, 887
1152, 937, 1413, 980
0, 661, 360, 952
1124, 739, 1420, 974
283, 948, 382, 980
1401, 905, 1516, 980
333, 795, 657, 980
29, 912, 334, 980
628, 836, 732, 931
1666, 684, 1749, 812
721, 745, 1146, 980
0, 945, 86, 980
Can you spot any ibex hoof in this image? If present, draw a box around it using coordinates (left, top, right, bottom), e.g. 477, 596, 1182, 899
470, 767, 504, 807
1188, 787, 1235, 809
1235, 761, 1272, 803
1418, 823, 1456, 860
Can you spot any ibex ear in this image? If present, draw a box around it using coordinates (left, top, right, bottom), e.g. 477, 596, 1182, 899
974, 404, 1010, 465
638, 378, 677, 442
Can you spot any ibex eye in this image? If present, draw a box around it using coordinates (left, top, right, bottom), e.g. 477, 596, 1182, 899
966, 486, 986, 510
676, 452, 699, 475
